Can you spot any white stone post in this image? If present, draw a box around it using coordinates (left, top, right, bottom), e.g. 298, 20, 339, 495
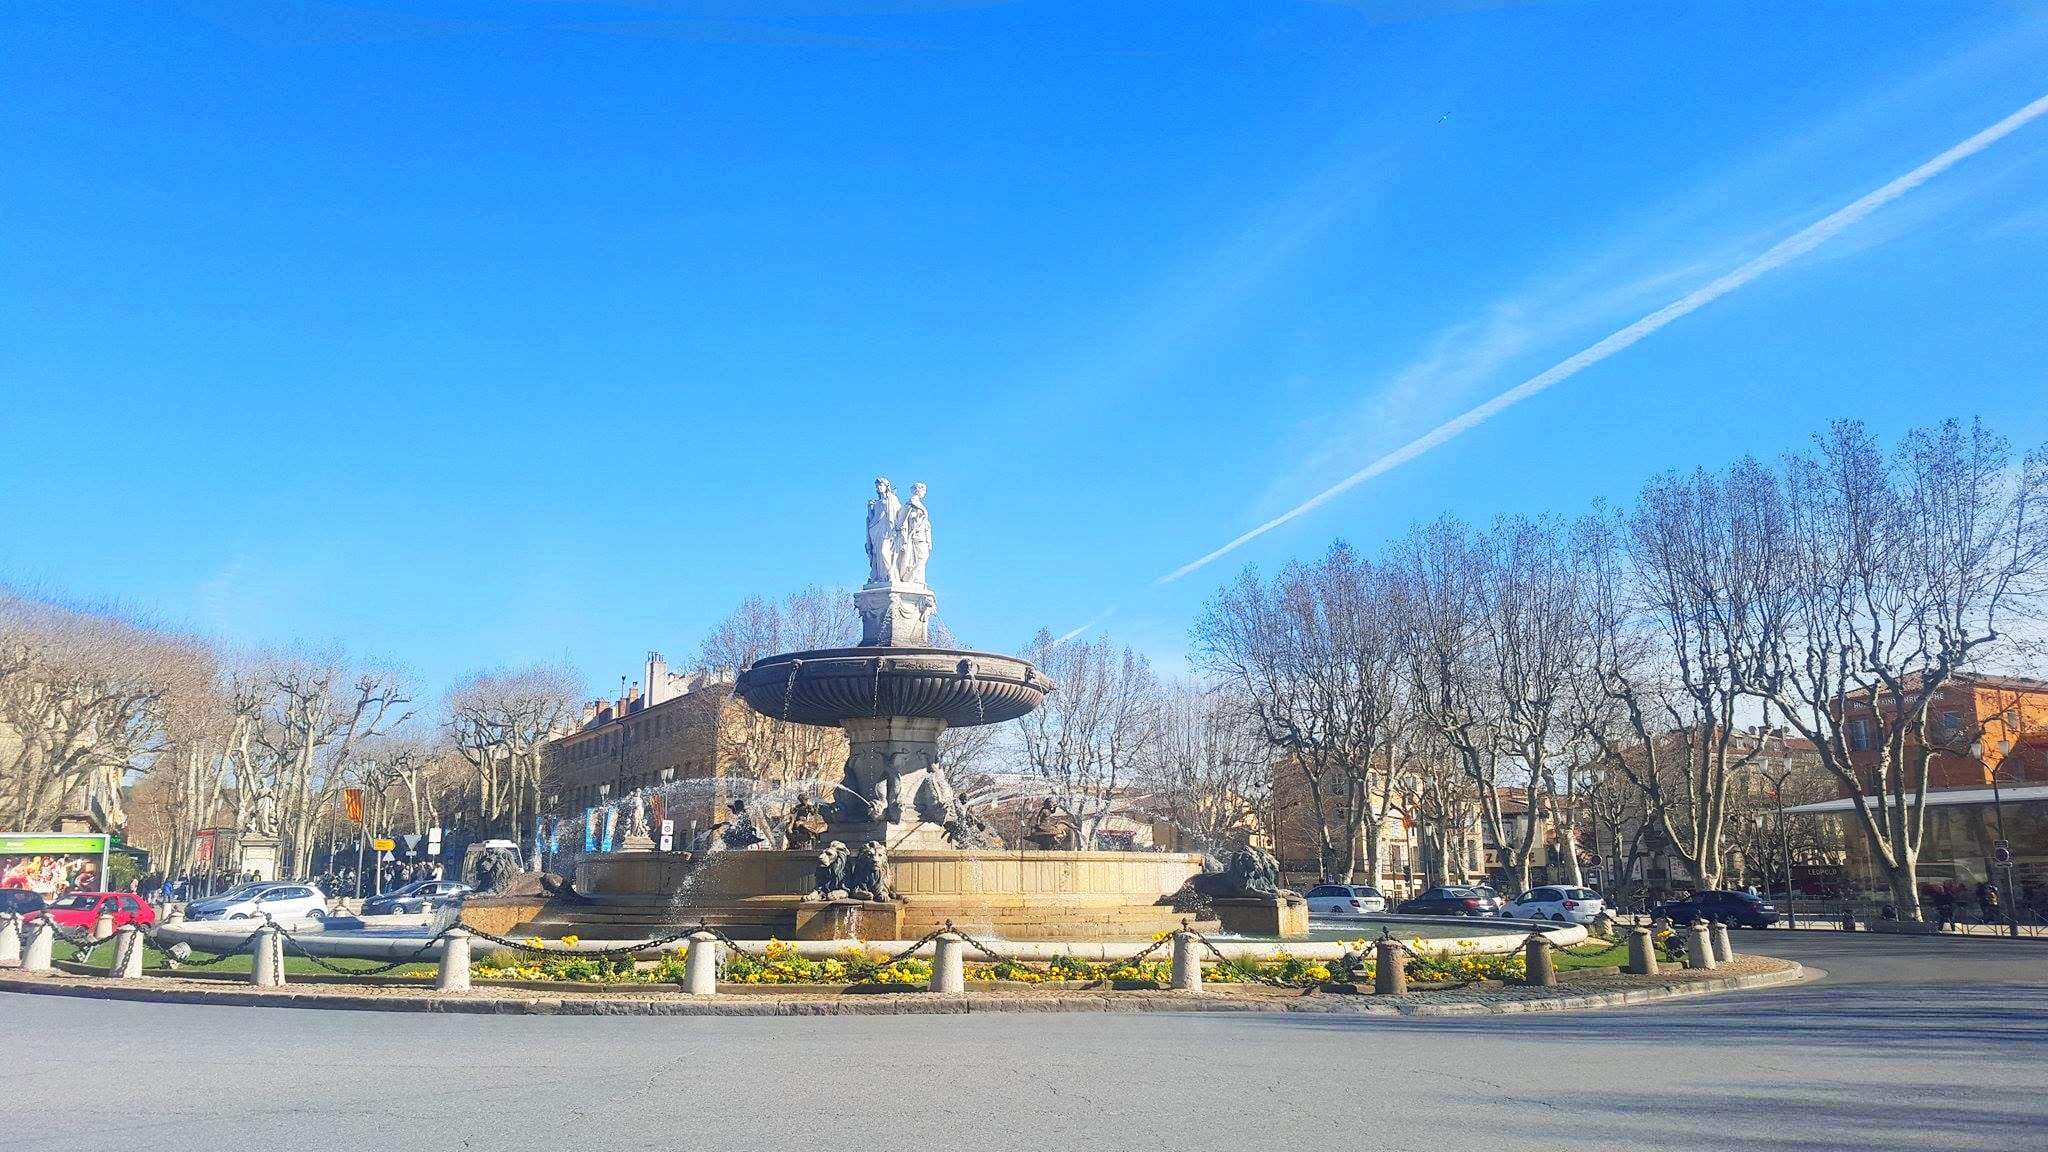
250, 923, 285, 987
436, 929, 472, 992
1711, 922, 1734, 963
1169, 932, 1202, 992
930, 931, 965, 994
1523, 936, 1557, 987
22, 919, 55, 972
1685, 922, 1716, 970
1625, 927, 1658, 976
92, 908, 115, 947
684, 931, 719, 996
112, 924, 146, 979
0, 913, 20, 966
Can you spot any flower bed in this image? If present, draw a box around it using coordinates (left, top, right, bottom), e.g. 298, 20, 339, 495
469, 937, 1529, 990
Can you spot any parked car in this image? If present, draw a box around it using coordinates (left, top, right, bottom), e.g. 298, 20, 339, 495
45, 891, 157, 930
362, 879, 473, 917
1396, 885, 1498, 916
1470, 885, 1505, 915
1653, 889, 1781, 928
0, 889, 47, 917
184, 882, 328, 922
183, 881, 295, 920
1303, 884, 1387, 916
1501, 885, 1605, 924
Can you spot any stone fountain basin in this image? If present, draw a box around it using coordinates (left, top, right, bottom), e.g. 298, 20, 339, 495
734, 647, 1053, 728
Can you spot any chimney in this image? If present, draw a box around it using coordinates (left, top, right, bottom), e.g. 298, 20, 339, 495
628, 682, 643, 712
646, 652, 670, 707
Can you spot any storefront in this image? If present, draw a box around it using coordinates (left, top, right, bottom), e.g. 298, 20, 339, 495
1785, 785, 2048, 914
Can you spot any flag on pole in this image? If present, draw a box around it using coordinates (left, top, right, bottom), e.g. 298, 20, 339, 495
344, 788, 365, 824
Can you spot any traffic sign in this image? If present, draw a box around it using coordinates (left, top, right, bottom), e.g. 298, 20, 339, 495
659, 819, 675, 853
1994, 841, 2012, 865
371, 837, 395, 852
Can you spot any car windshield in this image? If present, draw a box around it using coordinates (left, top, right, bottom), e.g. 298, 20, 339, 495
1439, 887, 1477, 897
1565, 888, 1599, 899
50, 894, 97, 910
1352, 887, 1381, 897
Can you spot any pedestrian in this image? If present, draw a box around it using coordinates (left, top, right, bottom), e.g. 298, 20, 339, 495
1977, 880, 2000, 924
1933, 886, 1957, 931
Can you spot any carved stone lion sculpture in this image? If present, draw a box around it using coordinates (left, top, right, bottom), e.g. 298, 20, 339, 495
845, 841, 896, 902
809, 841, 851, 901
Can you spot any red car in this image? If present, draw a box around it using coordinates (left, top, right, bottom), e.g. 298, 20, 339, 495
44, 891, 156, 930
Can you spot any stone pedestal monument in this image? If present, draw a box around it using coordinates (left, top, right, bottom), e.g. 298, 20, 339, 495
237, 787, 281, 881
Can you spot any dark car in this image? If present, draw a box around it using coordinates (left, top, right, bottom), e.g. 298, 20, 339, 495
1396, 885, 1498, 917
1654, 889, 1781, 928
0, 889, 47, 917
362, 879, 472, 916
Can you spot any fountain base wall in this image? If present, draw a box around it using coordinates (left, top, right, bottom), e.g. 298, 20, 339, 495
527, 848, 1208, 941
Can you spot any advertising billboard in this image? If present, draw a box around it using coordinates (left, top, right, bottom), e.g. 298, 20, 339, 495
0, 832, 112, 901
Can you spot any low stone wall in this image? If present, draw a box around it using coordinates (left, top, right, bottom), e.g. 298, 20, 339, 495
567, 848, 1208, 941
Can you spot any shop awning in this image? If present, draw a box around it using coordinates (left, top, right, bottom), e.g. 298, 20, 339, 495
1785, 784, 2048, 815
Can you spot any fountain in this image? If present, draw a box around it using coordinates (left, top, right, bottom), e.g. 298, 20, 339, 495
511, 479, 1210, 942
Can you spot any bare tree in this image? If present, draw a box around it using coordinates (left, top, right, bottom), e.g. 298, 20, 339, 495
251, 660, 413, 877
1196, 543, 1406, 883
0, 591, 205, 833
696, 586, 857, 800
1573, 463, 1784, 890
1747, 420, 2048, 918
1017, 629, 1161, 848
1144, 680, 1271, 854
444, 665, 579, 840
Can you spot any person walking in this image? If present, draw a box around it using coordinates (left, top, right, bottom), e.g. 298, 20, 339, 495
1977, 880, 2001, 926
1933, 886, 1957, 931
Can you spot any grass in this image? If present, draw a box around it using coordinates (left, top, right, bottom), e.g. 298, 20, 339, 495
54, 940, 436, 979
1553, 939, 1631, 971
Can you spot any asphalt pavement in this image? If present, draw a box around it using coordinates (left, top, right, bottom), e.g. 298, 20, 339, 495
6, 932, 2041, 1152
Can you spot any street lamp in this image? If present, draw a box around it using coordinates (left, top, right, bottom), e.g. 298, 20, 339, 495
1968, 736, 2020, 939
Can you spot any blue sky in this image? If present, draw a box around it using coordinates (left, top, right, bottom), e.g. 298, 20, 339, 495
4, 2, 2046, 700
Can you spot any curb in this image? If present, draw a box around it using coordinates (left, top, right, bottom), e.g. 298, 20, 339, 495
0, 961, 1804, 1018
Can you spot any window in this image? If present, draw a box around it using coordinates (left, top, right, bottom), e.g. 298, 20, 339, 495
1940, 710, 1964, 734
1307, 885, 1340, 898
1849, 718, 1872, 751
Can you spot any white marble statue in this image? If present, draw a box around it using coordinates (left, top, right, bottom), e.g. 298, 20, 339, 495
866, 478, 901, 585
245, 785, 279, 838
895, 482, 931, 586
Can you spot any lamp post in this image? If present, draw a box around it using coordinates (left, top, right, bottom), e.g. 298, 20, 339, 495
1967, 736, 2020, 939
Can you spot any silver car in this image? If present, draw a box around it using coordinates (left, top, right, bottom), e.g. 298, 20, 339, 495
1501, 885, 1605, 924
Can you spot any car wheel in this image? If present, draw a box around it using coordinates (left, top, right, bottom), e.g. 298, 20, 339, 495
308, 909, 326, 921
1552, 913, 1568, 923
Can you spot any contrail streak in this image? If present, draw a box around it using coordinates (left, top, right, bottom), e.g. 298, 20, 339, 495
1154, 91, 2048, 587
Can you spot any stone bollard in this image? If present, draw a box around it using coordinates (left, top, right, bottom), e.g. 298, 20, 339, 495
1625, 927, 1659, 976
1374, 938, 1406, 996
92, 909, 115, 952
1522, 936, 1557, 987
111, 924, 146, 979
1684, 922, 1716, 970
1711, 922, 1734, 963
930, 932, 966, 995
436, 929, 472, 992
22, 918, 55, 972
683, 931, 719, 996
0, 913, 20, 966
1169, 932, 1202, 992
250, 923, 285, 987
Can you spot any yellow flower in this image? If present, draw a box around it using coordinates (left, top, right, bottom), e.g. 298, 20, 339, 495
559, 935, 580, 947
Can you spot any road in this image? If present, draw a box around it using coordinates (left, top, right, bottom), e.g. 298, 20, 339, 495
6, 933, 2041, 1151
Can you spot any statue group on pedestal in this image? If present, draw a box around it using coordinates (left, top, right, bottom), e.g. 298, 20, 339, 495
865, 478, 933, 587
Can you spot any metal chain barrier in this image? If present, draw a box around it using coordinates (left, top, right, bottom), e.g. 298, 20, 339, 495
144, 924, 268, 969
273, 921, 462, 977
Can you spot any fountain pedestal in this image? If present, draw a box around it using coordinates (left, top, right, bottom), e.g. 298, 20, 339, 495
855, 582, 937, 647
829, 716, 959, 850
793, 899, 904, 941
1212, 894, 1310, 939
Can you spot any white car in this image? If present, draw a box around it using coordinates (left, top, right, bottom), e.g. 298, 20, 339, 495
1304, 884, 1388, 916
1501, 885, 1604, 925
187, 882, 329, 922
